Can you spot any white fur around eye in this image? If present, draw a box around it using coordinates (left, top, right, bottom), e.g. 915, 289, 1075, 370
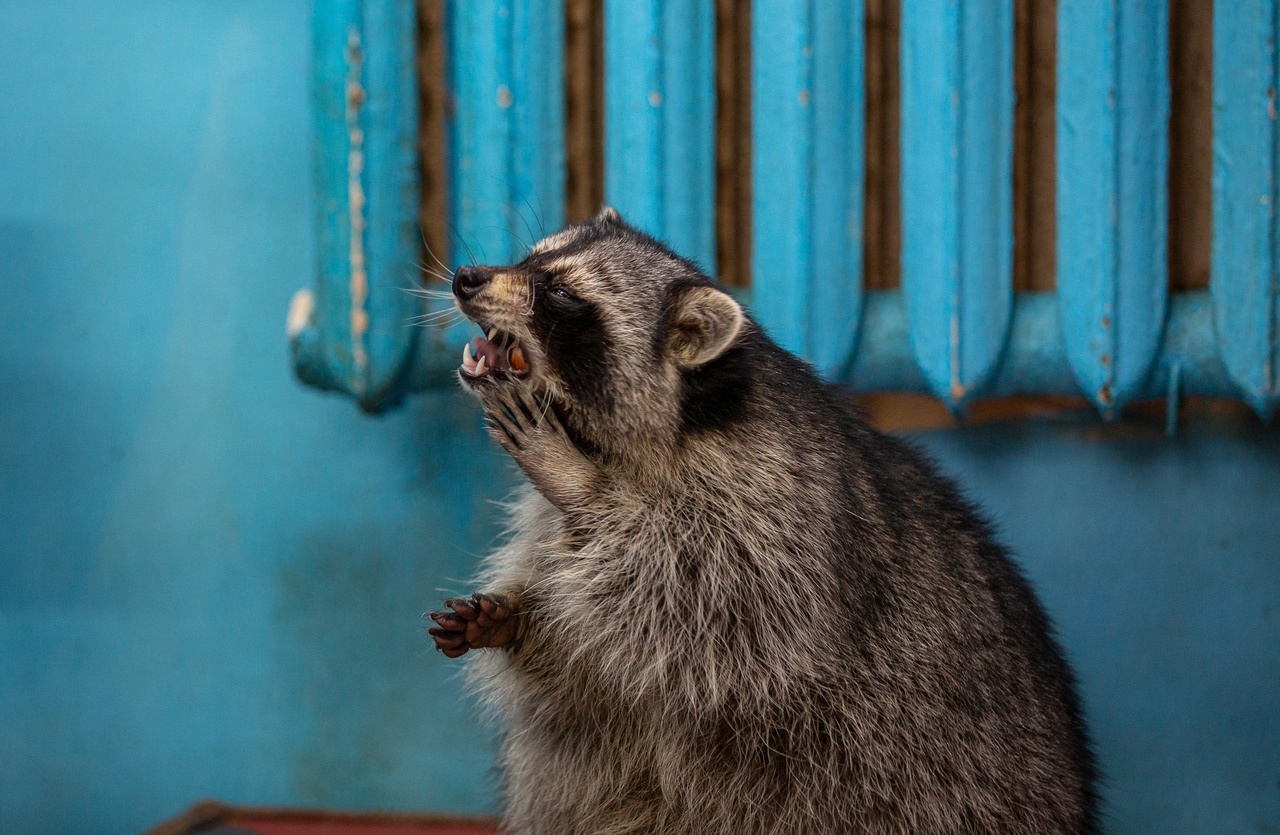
667, 285, 744, 368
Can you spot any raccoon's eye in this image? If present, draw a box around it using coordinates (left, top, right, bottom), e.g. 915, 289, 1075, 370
541, 277, 585, 307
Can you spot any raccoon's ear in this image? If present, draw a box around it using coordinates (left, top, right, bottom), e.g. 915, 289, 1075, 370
667, 285, 744, 368
595, 205, 623, 226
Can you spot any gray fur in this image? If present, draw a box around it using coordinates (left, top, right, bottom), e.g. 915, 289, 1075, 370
436, 212, 1099, 834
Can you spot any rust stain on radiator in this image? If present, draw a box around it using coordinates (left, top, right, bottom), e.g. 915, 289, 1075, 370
949, 310, 966, 403
346, 27, 369, 393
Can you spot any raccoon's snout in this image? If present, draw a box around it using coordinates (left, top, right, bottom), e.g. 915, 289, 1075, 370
453, 264, 533, 383
452, 265, 491, 300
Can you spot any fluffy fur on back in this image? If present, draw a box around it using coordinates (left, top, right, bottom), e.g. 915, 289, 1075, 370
432, 211, 1099, 834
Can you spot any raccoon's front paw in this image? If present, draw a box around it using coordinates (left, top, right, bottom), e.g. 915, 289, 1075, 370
482, 386, 599, 511
428, 593, 518, 658
482, 385, 561, 454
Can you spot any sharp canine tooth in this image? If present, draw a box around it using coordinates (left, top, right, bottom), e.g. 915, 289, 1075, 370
462, 343, 472, 363
475, 355, 487, 376
488, 327, 498, 341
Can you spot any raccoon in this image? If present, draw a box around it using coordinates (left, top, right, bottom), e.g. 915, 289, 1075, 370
428, 208, 1099, 834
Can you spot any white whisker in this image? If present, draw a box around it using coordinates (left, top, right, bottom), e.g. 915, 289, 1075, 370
446, 220, 479, 265
480, 223, 532, 256
403, 286, 456, 300
406, 309, 465, 328
419, 226, 454, 276
495, 176, 542, 252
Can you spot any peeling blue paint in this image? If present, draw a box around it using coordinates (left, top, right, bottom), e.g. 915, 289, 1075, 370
1056, 0, 1170, 417
297, 0, 1276, 429
604, 0, 715, 269
293, 0, 423, 411
751, 0, 866, 377
449, 0, 565, 266
901, 0, 1014, 408
1212, 0, 1280, 419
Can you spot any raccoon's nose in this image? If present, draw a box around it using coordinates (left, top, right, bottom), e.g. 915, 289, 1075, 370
453, 265, 491, 300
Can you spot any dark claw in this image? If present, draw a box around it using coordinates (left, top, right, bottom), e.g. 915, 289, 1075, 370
445, 598, 480, 619
432, 593, 517, 655
427, 626, 461, 639
429, 610, 468, 631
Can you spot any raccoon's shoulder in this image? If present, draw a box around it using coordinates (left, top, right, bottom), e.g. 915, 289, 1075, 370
675, 319, 984, 526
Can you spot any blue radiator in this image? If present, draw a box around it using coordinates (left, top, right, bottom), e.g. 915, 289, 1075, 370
290, 0, 1279, 422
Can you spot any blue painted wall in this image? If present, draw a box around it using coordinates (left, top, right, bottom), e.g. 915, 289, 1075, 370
0, 3, 508, 831
923, 419, 1280, 834
0, 3, 1277, 835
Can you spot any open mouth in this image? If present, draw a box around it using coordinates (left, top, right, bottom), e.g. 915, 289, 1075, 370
460, 324, 530, 380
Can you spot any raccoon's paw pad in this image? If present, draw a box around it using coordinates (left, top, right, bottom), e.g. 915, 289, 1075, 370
428, 593, 517, 657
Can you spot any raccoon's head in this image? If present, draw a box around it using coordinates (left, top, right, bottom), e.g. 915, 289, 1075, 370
452, 207, 746, 459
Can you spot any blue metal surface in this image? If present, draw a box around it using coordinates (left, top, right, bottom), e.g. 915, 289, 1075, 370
752, 0, 866, 376
900, 0, 1014, 407
846, 290, 1236, 399
292, 0, 422, 411
294, 0, 564, 413
750, 0, 811, 358
1056, 0, 1170, 418
291, 0, 1275, 429
604, 0, 714, 269
1212, 0, 1280, 419
449, 0, 565, 266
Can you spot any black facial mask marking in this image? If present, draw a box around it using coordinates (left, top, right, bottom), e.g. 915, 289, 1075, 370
533, 287, 615, 414
680, 337, 751, 433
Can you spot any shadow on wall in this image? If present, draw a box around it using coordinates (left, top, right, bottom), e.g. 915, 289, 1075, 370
272, 393, 515, 810
916, 411, 1280, 835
